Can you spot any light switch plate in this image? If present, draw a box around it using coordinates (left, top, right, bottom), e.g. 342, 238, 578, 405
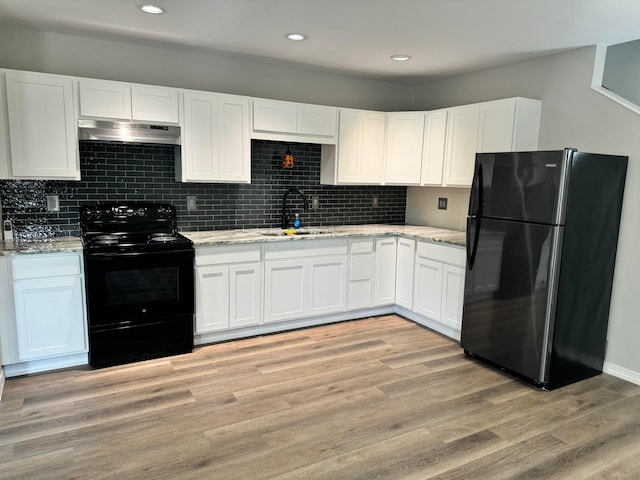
438, 197, 448, 210
186, 195, 197, 210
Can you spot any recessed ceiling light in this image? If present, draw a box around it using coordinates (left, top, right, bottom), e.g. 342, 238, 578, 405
140, 5, 165, 14
391, 54, 411, 61
286, 33, 307, 41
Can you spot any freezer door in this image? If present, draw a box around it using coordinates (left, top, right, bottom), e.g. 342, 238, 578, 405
462, 217, 561, 383
474, 150, 569, 225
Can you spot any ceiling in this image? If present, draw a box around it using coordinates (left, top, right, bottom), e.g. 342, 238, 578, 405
1, 0, 640, 83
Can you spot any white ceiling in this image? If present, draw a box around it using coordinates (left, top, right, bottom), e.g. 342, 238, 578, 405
1, 0, 640, 83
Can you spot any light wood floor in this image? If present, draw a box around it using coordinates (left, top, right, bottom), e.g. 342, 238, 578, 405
1, 315, 640, 479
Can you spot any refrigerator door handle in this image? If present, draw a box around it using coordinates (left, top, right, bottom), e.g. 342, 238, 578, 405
467, 162, 483, 269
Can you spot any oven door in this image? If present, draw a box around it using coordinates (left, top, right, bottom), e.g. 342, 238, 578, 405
84, 248, 194, 329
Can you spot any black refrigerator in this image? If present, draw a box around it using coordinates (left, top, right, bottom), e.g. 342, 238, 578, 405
461, 148, 627, 390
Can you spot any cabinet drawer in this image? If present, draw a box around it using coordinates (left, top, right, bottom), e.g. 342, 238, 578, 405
264, 239, 348, 260
196, 245, 261, 266
416, 241, 465, 267
11, 254, 82, 280
349, 254, 373, 281
349, 238, 374, 254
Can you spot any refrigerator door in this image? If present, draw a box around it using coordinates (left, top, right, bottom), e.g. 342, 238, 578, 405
461, 217, 561, 383
473, 150, 570, 225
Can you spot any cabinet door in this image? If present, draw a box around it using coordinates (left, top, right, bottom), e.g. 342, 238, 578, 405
443, 104, 479, 187
395, 238, 415, 309
5, 71, 79, 180
360, 111, 386, 184
13, 276, 86, 360
441, 265, 465, 330
182, 91, 219, 181
78, 79, 132, 120
131, 85, 179, 124
229, 263, 262, 328
413, 257, 443, 320
195, 265, 229, 333
217, 95, 251, 183
253, 98, 297, 133
477, 98, 516, 153
297, 104, 336, 137
373, 237, 397, 306
308, 256, 348, 316
348, 253, 374, 310
421, 109, 448, 185
336, 109, 362, 183
264, 260, 307, 323
384, 112, 425, 184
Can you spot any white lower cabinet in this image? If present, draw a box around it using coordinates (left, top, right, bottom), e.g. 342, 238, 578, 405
412, 241, 466, 332
195, 245, 262, 333
373, 237, 397, 306
348, 239, 375, 310
264, 239, 348, 323
9, 253, 87, 362
264, 259, 307, 323
395, 237, 416, 309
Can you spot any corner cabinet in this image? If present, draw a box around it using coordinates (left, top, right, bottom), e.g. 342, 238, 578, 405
10, 252, 87, 361
384, 112, 425, 185
178, 91, 251, 183
322, 108, 386, 185
4, 71, 80, 180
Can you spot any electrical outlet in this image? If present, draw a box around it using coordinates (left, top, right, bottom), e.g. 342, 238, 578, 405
438, 197, 448, 210
186, 195, 197, 211
312, 196, 320, 209
46, 195, 60, 212
372, 195, 379, 208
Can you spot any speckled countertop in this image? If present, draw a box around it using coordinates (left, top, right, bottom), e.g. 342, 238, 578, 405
183, 224, 466, 248
0, 225, 465, 255
0, 237, 84, 256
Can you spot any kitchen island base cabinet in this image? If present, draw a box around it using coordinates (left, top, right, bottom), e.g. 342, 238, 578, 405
195, 245, 261, 333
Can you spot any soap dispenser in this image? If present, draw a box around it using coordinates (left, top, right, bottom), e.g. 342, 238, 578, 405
293, 213, 301, 229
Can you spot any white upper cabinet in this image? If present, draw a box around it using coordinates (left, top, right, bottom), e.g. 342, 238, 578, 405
384, 111, 425, 184
325, 108, 386, 185
179, 90, 250, 183
477, 97, 541, 153
5, 71, 80, 180
252, 98, 337, 143
443, 103, 480, 187
78, 79, 179, 124
0, 73, 10, 179
421, 109, 448, 186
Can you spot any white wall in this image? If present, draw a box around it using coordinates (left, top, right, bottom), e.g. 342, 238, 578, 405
411, 46, 640, 382
405, 187, 468, 231
0, 26, 413, 111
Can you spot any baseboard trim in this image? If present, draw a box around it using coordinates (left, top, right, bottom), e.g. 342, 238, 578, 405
0, 368, 5, 401
393, 306, 461, 341
603, 361, 640, 386
3, 353, 89, 378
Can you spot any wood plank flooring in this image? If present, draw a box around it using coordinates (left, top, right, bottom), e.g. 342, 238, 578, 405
1, 315, 640, 479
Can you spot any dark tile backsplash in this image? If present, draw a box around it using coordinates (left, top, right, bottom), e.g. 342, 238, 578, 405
0, 140, 407, 241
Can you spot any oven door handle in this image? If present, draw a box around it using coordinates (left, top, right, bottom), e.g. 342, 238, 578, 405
86, 248, 195, 260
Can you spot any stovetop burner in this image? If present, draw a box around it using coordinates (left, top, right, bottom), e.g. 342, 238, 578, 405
80, 203, 193, 253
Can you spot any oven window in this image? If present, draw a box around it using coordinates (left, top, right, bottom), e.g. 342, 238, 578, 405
106, 266, 179, 306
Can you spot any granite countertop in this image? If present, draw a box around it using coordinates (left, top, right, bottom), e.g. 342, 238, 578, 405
0, 237, 84, 256
183, 224, 466, 247
0, 225, 466, 255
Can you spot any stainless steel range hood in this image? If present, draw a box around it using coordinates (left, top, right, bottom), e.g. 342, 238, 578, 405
78, 119, 181, 145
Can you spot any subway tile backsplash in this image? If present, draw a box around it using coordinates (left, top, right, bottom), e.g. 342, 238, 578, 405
0, 140, 406, 240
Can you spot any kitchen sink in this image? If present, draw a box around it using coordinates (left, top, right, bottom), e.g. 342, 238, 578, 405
259, 229, 334, 237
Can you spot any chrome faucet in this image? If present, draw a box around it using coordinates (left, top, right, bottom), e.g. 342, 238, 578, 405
282, 188, 309, 229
